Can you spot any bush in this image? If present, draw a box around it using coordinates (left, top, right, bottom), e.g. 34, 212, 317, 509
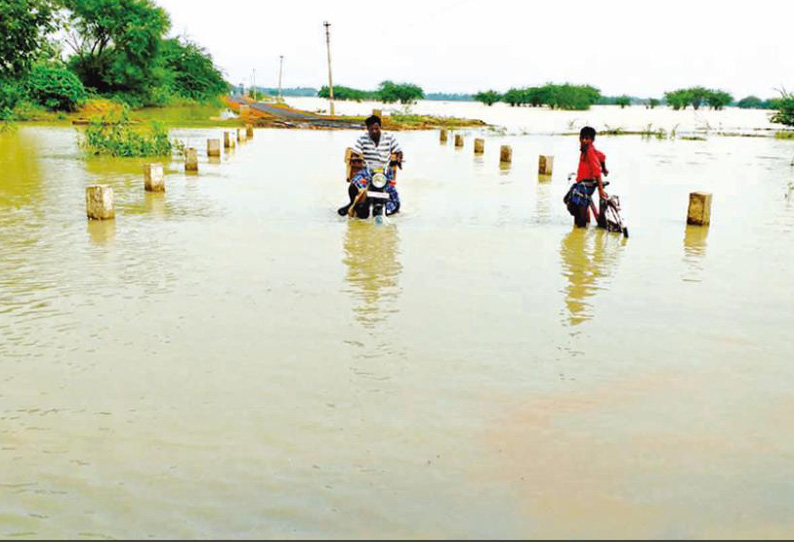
82, 106, 172, 157
0, 79, 23, 119
25, 65, 87, 111
771, 92, 794, 127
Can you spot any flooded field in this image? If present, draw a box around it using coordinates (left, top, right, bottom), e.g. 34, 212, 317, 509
1, 111, 793, 538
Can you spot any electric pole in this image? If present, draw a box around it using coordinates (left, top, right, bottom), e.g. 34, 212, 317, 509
252, 69, 256, 100
323, 21, 335, 116
278, 55, 284, 101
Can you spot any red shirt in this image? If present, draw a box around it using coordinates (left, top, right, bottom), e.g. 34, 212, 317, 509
577, 145, 603, 182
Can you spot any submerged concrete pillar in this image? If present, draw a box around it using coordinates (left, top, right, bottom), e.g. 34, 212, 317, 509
474, 138, 485, 154
539, 155, 554, 175
207, 139, 221, 157
185, 148, 198, 172
224, 131, 235, 149
86, 185, 115, 220
687, 192, 712, 225
440, 129, 448, 143
246, 124, 254, 139
455, 134, 464, 148
500, 145, 512, 164
144, 163, 165, 192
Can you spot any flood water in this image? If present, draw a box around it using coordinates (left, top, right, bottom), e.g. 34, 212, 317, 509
1, 108, 794, 538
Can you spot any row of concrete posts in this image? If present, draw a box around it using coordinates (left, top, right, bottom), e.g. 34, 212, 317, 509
439, 129, 552, 173
439, 129, 713, 227
86, 125, 255, 221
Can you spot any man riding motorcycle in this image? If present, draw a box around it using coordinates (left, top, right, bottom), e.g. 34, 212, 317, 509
338, 115, 404, 218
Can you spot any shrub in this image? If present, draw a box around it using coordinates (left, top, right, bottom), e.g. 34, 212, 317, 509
0, 79, 23, 119
771, 92, 794, 127
616, 96, 631, 108
25, 65, 87, 111
81, 106, 172, 157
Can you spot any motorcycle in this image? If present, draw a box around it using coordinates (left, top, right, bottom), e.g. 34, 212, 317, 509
344, 153, 401, 224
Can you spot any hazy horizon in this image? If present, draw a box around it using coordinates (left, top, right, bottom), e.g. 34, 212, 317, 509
159, 0, 792, 100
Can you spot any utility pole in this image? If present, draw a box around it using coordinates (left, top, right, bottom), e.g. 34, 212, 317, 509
323, 21, 335, 116
278, 55, 284, 101
252, 69, 256, 100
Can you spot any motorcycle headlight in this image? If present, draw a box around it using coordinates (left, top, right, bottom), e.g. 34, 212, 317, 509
371, 173, 387, 189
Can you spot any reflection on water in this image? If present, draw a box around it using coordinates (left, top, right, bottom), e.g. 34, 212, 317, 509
86, 219, 117, 246
144, 191, 167, 217
342, 221, 402, 330
559, 228, 624, 326
682, 225, 709, 283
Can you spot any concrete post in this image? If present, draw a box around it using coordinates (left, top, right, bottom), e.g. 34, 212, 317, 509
86, 185, 115, 220
144, 163, 165, 192
207, 139, 221, 157
440, 129, 448, 143
237, 128, 247, 143
539, 155, 554, 175
500, 145, 512, 164
687, 192, 712, 225
455, 134, 464, 148
224, 131, 235, 149
185, 148, 198, 172
246, 124, 254, 139
474, 138, 485, 154
239, 104, 250, 118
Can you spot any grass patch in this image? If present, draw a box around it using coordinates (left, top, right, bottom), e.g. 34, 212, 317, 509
775, 131, 794, 140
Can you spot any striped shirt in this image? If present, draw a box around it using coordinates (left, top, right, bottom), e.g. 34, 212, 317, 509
353, 132, 402, 170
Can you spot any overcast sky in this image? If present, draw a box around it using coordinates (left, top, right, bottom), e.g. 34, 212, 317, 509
158, 0, 792, 99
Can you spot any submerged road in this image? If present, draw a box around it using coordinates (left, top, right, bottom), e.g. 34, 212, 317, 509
231, 98, 362, 129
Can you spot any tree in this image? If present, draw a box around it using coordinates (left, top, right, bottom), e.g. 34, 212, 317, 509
665, 89, 692, 110
158, 37, 228, 101
706, 90, 732, 110
377, 80, 424, 104
647, 98, 660, 109
616, 95, 631, 109
63, 0, 171, 96
0, 0, 57, 79
737, 96, 766, 109
473, 90, 501, 106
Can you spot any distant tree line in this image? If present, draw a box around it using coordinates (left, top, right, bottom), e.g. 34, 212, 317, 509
474, 84, 603, 111
1, 0, 229, 120
318, 81, 424, 104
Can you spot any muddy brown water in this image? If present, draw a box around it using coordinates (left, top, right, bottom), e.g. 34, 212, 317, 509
1, 120, 793, 538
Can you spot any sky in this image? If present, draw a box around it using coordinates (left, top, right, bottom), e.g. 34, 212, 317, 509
158, 0, 793, 99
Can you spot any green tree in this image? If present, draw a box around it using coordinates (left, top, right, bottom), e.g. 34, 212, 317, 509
318, 85, 376, 101
706, 89, 732, 110
0, 0, 57, 79
502, 88, 524, 107
616, 95, 631, 108
158, 37, 227, 101
377, 81, 424, 104
25, 64, 87, 110
664, 89, 692, 110
648, 98, 660, 109
473, 90, 501, 106
63, 0, 171, 97
737, 96, 767, 109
